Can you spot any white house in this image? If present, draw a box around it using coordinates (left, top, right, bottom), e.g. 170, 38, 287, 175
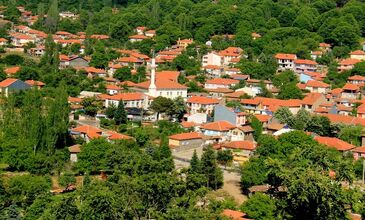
187, 96, 220, 114
104, 92, 149, 109
275, 53, 297, 72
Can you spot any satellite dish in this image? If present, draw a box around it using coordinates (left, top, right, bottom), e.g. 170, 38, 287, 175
206, 41, 212, 46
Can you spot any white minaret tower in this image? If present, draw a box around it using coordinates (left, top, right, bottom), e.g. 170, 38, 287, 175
148, 57, 157, 97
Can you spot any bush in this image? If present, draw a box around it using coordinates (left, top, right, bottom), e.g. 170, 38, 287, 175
100, 118, 115, 128
59, 172, 76, 187
3, 54, 24, 65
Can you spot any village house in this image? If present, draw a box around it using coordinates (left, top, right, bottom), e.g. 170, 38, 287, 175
321, 113, 365, 126
129, 35, 149, 42
275, 53, 297, 72
203, 65, 222, 78
204, 78, 239, 90
319, 42, 331, 52
0, 37, 7, 46
200, 121, 236, 142
187, 96, 220, 115
59, 55, 89, 69
10, 33, 35, 47
176, 38, 193, 49
350, 50, 365, 60
338, 58, 361, 72
352, 147, 365, 160
202, 51, 222, 67
59, 11, 78, 20
68, 144, 81, 162
310, 50, 322, 60
134, 26, 147, 35
341, 83, 361, 99
219, 47, 243, 66
116, 56, 144, 69
82, 67, 107, 78
218, 140, 256, 158
300, 71, 325, 83
104, 92, 149, 109
28, 46, 45, 56
304, 80, 330, 94
71, 125, 132, 143
229, 126, 254, 141
145, 30, 156, 38
241, 97, 302, 115
168, 132, 203, 150
0, 78, 31, 97
4, 66, 21, 76
301, 93, 327, 112
106, 84, 123, 95
348, 75, 365, 85
294, 59, 318, 74
25, 80, 45, 89
214, 105, 247, 126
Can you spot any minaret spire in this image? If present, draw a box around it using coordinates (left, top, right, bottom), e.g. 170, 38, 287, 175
148, 51, 157, 97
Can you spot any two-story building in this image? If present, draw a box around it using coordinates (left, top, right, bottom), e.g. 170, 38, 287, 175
187, 96, 220, 115
168, 132, 203, 150
104, 92, 149, 109
294, 59, 318, 74
204, 78, 239, 90
275, 53, 297, 72
304, 80, 330, 94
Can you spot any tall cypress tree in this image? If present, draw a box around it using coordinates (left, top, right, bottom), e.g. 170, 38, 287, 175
200, 146, 223, 190
45, 0, 59, 33
114, 101, 127, 125
190, 150, 201, 173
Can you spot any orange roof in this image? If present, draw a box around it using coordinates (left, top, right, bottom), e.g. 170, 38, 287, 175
311, 50, 322, 55
330, 88, 343, 96
205, 78, 239, 85
106, 131, 133, 140
106, 84, 122, 90
294, 59, 317, 65
241, 97, 302, 108
314, 136, 355, 151
225, 91, 246, 98
221, 141, 256, 150
0, 78, 18, 87
4, 66, 20, 75
119, 81, 137, 87
201, 121, 235, 131
177, 38, 193, 44
156, 71, 180, 82
25, 80, 45, 86
68, 144, 81, 153
83, 67, 106, 74
218, 47, 243, 57
254, 114, 272, 122
169, 132, 202, 140
0, 37, 7, 42
297, 83, 306, 90
357, 104, 365, 114
56, 31, 72, 35
117, 56, 143, 63
302, 93, 323, 105
68, 97, 82, 103
105, 92, 145, 101
90, 35, 109, 40
342, 83, 360, 91
203, 65, 221, 69
319, 42, 331, 48
350, 50, 365, 55
206, 88, 233, 93
72, 125, 102, 139
348, 75, 365, 81
306, 80, 330, 88
187, 96, 219, 105
222, 209, 251, 220
275, 53, 296, 60
135, 79, 187, 90
340, 58, 361, 66
352, 146, 365, 154
314, 107, 330, 113
129, 35, 149, 39
180, 121, 197, 128
322, 113, 365, 126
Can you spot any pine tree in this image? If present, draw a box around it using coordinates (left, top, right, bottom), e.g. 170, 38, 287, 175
190, 150, 201, 173
114, 101, 127, 125
200, 146, 223, 190
45, 0, 59, 33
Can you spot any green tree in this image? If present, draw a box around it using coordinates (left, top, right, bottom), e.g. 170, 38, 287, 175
293, 108, 311, 130
338, 125, 363, 146
3, 54, 24, 65
47, 196, 79, 220
274, 107, 294, 127
105, 104, 117, 119
77, 139, 113, 173
114, 101, 127, 125
4, 0, 21, 23
277, 83, 303, 100
45, 0, 59, 33
114, 67, 132, 81
241, 193, 277, 220
150, 96, 174, 119
250, 116, 263, 140
200, 146, 223, 190
216, 150, 233, 168
59, 172, 76, 187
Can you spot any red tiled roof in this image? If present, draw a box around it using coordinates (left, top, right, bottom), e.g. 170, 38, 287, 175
340, 58, 361, 66
4, 66, 20, 75
342, 83, 360, 91
106, 84, 122, 90
105, 92, 145, 101
322, 114, 365, 126
205, 78, 239, 85
156, 71, 180, 82
319, 43, 331, 48
129, 35, 149, 39
254, 114, 272, 122
302, 93, 323, 105
350, 50, 365, 55
203, 65, 221, 69
106, 131, 133, 140
68, 144, 81, 153
180, 121, 197, 128
72, 125, 102, 139
0, 78, 18, 87
222, 209, 251, 220
201, 121, 236, 131
25, 80, 45, 86
221, 141, 256, 150
68, 97, 82, 103
348, 75, 365, 81
352, 146, 365, 154
135, 79, 187, 90
306, 80, 330, 88
169, 132, 202, 140
117, 56, 143, 63
314, 136, 355, 151
294, 59, 317, 65
357, 104, 365, 114
187, 96, 219, 105
275, 53, 296, 60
